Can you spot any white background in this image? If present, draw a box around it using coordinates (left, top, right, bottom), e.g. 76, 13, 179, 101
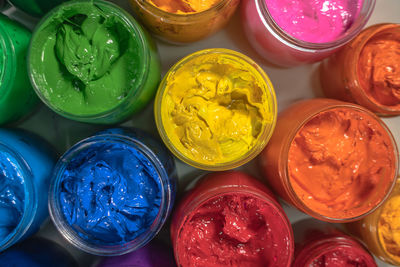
4, 0, 400, 266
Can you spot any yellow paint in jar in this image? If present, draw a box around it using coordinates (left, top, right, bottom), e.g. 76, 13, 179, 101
379, 191, 400, 262
146, 0, 221, 13
155, 49, 277, 170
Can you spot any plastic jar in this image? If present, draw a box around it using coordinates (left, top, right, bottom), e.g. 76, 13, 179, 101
241, 0, 375, 67
0, 129, 56, 251
0, 237, 77, 267
129, 0, 239, 43
29, 0, 161, 124
171, 171, 294, 267
321, 24, 400, 116
49, 128, 177, 256
8, 0, 67, 17
346, 178, 400, 265
259, 98, 398, 222
155, 48, 277, 171
292, 219, 377, 266
96, 239, 175, 267
0, 14, 38, 125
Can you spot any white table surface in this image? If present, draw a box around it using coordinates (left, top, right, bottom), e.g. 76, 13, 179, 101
4, 0, 400, 266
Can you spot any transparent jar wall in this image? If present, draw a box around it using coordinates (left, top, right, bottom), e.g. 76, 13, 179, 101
0, 129, 56, 251
0, 14, 38, 125
129, 0, 240, 43
241, 0, 375, 67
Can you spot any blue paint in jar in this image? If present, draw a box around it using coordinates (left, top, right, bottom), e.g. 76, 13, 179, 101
49, 127, 177, 256
0, 129, 56, 251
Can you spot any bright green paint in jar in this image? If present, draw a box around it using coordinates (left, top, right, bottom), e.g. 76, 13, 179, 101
9, 0, 67, 17
0, 14, 38, 125
29, 0, 161, 124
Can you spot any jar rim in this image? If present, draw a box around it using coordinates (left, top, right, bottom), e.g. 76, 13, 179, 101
131, 0, 233, 21
48, 131, 173, 256
0, 17, 16, 103
154, 48, 277, 171
0, 142, 36, 251
256, 0, 376, 51
349, 23, 400, 115
28, 0, 151, 121
174, 188, 294, 266
282, 99, 399, 222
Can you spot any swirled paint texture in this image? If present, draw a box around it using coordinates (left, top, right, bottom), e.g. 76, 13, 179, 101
161, 51, 274, 165
30, 2, 144, 116
59, 142, 161, 245
358, 28, 400, 111
177, 193, 291, 267
288, 108, 396, 219
266, 0, 363, 43
0, 150, 25, 241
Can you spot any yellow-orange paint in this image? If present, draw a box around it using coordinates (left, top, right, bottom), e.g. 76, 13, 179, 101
158, 49, 275, 167
147, 0, 221, 13
379, 186, 400, 263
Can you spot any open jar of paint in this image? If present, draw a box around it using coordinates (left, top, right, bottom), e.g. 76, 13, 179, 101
241, 0, 376, 67
0, 14, 38, 125
259, 98, 399, 222
155, 48, 277, 171
49, 128, 177, 256
346, 177, 400, 265
0, 129, 56, 252
8, 0, 67, 17
129, 0, 239, 43
170, 171, 294, 267
292, 219, 377, 266
321, 23, 400, 116
28, 0, 161, 124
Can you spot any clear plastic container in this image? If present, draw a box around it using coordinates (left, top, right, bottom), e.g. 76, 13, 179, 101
0, 129, 56, 251
129, 0, 239, 43
49, 128, 177, 256
155, 48, 277, 170
241, 0, 376, 67
321, 23, 400, 116
259, 98, 398, 222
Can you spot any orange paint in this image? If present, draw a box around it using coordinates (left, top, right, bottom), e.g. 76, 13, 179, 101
288, 108, 396, 219
358, 29, 400, 110
147, 0, 221, 13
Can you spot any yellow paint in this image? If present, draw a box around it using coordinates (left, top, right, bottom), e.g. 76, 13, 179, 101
159, 49, 275, 166
379, 193, 400, 262
147, 0, 221, 14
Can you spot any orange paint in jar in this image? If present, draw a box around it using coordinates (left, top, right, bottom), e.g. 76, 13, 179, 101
321, 24, 400, 116
259, 99, 398, 222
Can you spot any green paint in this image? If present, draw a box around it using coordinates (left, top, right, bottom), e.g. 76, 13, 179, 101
9, 0, 67, 17
29, 0, 160, 124
0, 14, 38, 125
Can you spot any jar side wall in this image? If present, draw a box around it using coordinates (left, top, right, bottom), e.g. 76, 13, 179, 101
129, 0, 239, 43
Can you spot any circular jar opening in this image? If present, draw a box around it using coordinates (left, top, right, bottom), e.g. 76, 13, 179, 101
49, 132, 172, 256
285, 104, 398, 221
28, 0, 149, 122
175, 191, 293, 267
258, 0, 376, 50
356, 24, 400, 114
140, 0, 228, 15
294, 237, 377, 266
0, 143, 36, 251
155, 48, 277, 170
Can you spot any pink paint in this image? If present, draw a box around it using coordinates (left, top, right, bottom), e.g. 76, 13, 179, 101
266, 0, 363, 43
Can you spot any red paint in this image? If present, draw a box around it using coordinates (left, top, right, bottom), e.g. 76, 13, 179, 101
171, 171, 294, 267
292, 219, 377, 267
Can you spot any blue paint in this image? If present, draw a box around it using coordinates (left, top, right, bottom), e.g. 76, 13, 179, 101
0, 150, 25, 241
0, 129, 56, 251
50, 128, 177, 255
0, 237, 77, 267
